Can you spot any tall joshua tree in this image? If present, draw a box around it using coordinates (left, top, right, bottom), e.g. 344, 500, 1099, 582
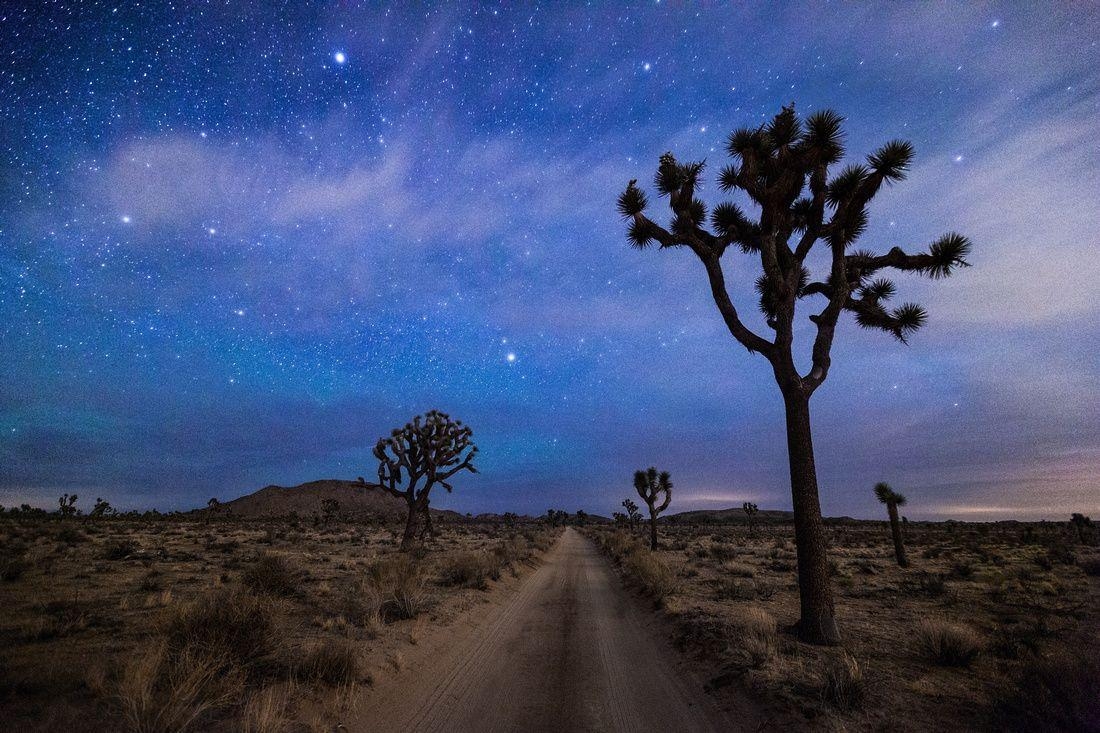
617, 105, 971, 643
634, 467, 673, 550
874, 482, 909, 568
373, 410, 478, 551
743, 501, 760, 533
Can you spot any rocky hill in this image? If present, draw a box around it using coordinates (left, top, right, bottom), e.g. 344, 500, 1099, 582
205, 479, 414, 521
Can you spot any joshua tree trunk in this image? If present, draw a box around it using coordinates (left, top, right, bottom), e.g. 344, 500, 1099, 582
784, 391, 839, 645
649, 510, 658, 551
887, 501, 908, 567
401, 499, 426, 552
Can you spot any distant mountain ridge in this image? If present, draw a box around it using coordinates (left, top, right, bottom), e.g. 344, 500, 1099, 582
206, 479, 447, 521
663, 506, 795, 524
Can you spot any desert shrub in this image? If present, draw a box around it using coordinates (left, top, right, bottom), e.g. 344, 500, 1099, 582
821, 652, 866, 711
116, 641, 245, 733
949, 560, 974, 578
102, 539, 139, 560
753, 578, 779, 600
439, 551, 501, 590
1, 555, 27, 581
364, 554, 428, 621
159, 589, 280, 676
493, 535, 533, 566
993, 651, 1100, 732
1075, 555, 1100, 577
915, 619, 982, 667
623, 550, 678, 601
240, 684, 292, 733
241, 554, 300, 597
295, 639, 359, 686
57, 526, 88, 544
734, 607, 778, 668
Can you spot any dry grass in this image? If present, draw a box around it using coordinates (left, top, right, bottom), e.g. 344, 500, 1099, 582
914, 619, 983, 667
588, 520, 1100, 731
0, 517, 559, 731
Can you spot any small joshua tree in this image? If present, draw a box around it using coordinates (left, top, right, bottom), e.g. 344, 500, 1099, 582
634, 468, 673, 550
618, 105, 970, 642
88, 497, 115, 519
57, 493, 78, 518
622, 498, 643, 531
743, 501, 760, 533
373, 410, 478, 551
874, 482, 909, 568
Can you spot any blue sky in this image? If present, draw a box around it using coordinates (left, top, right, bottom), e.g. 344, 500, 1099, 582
1, 3, 1098, 519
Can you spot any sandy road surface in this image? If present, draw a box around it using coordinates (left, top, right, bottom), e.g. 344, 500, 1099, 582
352, 528, 757, 732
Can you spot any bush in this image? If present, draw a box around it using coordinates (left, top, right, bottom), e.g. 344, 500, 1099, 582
241, 554, 300, 597
102, 539, 139, 561
116, 642, 244, 733
439, 551, 501, 590
915, 619, 982, 667
821, 652, 865, 711
296, 639, 360, 686
994, 651, 1100, 732
735, 607, 778, 668
159, 589, 280, 675
623, 550, 678, 602
364, 555, 428, 622
1, 555, 27, 581
1076, 555, 1100, 577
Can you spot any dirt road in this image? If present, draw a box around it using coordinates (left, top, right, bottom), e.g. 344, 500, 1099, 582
353, 528, 755, 732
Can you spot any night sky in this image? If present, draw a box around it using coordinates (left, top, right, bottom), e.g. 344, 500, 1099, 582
2, 3, 1099, 519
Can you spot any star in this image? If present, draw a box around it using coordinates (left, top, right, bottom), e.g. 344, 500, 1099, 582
334, 51, 347, 64
643, 62, 652, 72
120, 215, 131, 224
506, 353, 517, 363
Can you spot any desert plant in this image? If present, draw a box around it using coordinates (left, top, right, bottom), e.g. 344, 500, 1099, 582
634, 467, 673, 550
88, 497, 115, 519
621, 499, 643, 531
363, 554, 428, 621
57, 493, 79, 518
102, 538, 139, 560
873, 482, 909, 567
241, 553, 301, 597
617, 106, 971, 643
372, 410, 478, 551
296, 639, 360, 686
623, 548, 678, 601
320, 498, 340, 526
821, 652, 866, 711
736, 607, 779, 668
439, 550, 501, 590
742, 502, 759, 533
915, 619, 981, 667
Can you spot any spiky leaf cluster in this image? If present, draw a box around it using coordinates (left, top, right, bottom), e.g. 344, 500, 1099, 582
633, 467, 672, 514
873, 482, 907, 506
617, 104, 973, 382
373, 410, 478, 500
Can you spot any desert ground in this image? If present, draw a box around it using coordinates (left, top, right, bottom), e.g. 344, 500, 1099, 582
1, 512, 1098, 732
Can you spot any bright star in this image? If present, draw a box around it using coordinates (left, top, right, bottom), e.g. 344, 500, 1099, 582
953, 155, 964, 163
643, 62, 652, 72
991, 20, 1000, 28
120, 215, 131, 224
506, 353, 516, 363
208, 227, 217, 234
334, 51, 347, 64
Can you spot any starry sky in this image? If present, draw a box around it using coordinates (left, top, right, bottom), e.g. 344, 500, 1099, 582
2, 3, 1099, 519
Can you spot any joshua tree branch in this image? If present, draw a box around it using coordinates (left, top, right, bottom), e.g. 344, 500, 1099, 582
699, 253, 776, 357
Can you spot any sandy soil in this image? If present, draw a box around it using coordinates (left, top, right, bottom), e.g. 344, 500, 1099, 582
352, 528, 758, 732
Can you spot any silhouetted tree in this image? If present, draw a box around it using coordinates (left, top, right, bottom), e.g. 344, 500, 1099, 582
373, 410, 478, 551
634, 468, 673, 550
88, 497, 115, 519
1070, 513, 1095, 545
622, 498, 643, 531
618, 105, 970, 643
742, 501, 759, 533
874, 482, 909, 568
57, 493, 79, 518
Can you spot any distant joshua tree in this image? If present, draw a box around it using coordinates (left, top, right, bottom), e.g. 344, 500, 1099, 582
373, 410, 478, 551
88, 497, 115, 519
742, 502, 760, 533
1070, 513, 1095, 545
621, 498, 643, 531
57, 493, 79, 518
634, 468, 673, 550
874, 482, 909, 568
617, 105, 970, 643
